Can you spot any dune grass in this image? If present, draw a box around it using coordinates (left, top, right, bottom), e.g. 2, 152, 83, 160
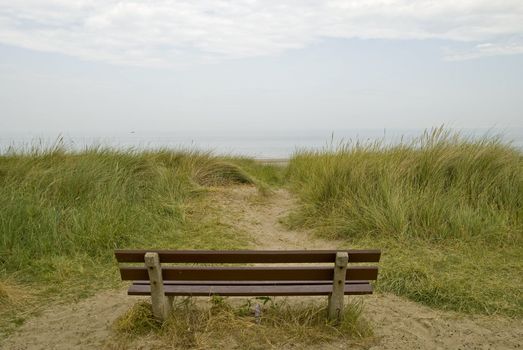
111, 297, 372, 349
285, 128, 523, 317
2, 128, 521, 342
0, 146, 281, 336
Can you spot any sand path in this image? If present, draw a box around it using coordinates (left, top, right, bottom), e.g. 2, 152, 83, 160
2, 185, 522, 349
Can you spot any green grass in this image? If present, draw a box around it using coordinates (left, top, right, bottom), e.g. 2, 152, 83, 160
2, 128, 522, 341
224, 157, 287, 187
285, 128, 523, 317
0, 146, 280, 336
111, 297, 372, 349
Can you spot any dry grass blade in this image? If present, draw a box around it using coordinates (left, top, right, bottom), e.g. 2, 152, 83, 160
113, 297, 373, 349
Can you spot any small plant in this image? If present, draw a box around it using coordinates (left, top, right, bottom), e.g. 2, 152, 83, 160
210, 294, 232, 314
237, 296, 273, 317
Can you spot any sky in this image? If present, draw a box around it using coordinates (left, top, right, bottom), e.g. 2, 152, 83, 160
0, 0, 522, 133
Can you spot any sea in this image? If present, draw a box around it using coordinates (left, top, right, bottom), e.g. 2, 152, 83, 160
1, 128, 522, 159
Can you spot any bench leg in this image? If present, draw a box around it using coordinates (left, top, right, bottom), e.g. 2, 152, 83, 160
145, 252, 171, 321
328, 252, 348, 322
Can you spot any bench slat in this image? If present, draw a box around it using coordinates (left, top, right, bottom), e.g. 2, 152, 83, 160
119, 266, 378, 281
115, 249, 380, 263
132, 280, 371, 285
128, 282, 373, 296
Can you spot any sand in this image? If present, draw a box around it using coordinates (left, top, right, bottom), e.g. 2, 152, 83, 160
2, 186, 522, 349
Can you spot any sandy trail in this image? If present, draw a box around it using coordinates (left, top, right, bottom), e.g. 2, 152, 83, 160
211, 186, 523, 350
2, 185, 522, 349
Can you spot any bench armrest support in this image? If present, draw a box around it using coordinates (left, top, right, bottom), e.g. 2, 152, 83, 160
328, 252, 348, 322
145, 252, 172, 321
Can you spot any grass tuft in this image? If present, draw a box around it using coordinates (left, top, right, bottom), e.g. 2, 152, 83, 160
113, 301, 162, 335
113, 297, 372, 349
0, 277, 36, 337
286, 128, 523, 317
0, 279, 31, 307
191, 159, 256, 186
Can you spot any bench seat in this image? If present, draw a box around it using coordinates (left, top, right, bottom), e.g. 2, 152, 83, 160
128, 281, 373, 296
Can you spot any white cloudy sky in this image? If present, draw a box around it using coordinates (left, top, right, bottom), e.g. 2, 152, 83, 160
1, 0, 522, 132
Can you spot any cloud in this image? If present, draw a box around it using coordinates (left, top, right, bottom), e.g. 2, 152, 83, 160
0, 0, 522, 67
444, 39, 523, 61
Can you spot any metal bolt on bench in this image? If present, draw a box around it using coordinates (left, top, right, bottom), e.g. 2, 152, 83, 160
115, 249, 381, 322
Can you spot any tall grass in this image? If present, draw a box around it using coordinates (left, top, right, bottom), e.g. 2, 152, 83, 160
286, 128, 523, 316
0, 146, 278, 335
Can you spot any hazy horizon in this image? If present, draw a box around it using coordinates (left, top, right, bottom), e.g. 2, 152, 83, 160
3, 127, 523, 159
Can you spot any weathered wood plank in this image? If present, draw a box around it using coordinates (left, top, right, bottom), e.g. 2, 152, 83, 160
115, 249, 381, 263
119, 266, 378, 281
128, 282, 373, 296
132, 280, 371, 285
144, 252, 171, 321
328, 252, 348, 321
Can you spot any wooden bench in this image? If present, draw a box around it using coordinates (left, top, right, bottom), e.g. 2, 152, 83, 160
115, 249, 381, 322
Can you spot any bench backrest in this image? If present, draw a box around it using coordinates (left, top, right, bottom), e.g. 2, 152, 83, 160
115, 249, 381, 282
